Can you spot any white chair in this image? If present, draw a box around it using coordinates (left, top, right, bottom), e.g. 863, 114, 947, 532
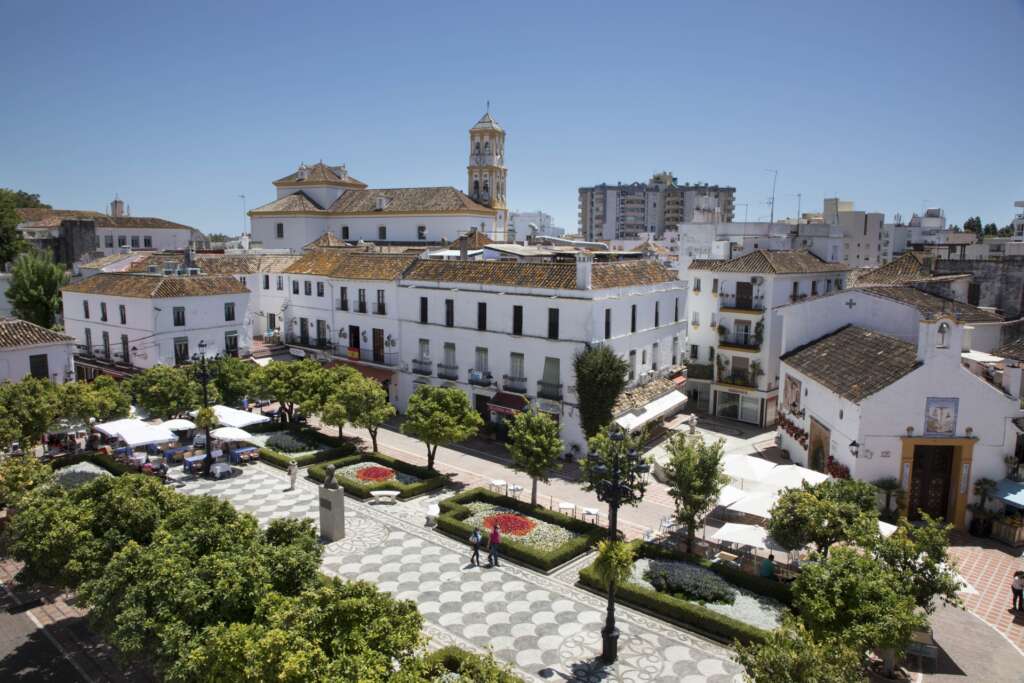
508, 484, 524, 499
558, 501, 576, 517
425, 502, 441, 526
643, 529, 655, 542
490, 479, 507, 494
581, 507, 600, 523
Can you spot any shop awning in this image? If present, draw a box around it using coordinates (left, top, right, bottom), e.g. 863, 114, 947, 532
329, 359, 395, 383
995, 478, 1024, 509
614, 390, 687, 432
488, 391, 529, 416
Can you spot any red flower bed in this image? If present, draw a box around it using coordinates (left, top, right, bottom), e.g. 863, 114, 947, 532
483, 512, 536, 536
356, 465, 396, 482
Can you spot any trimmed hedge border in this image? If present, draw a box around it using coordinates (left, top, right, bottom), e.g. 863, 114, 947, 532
577, 540, 788, 645
420, 645, 523, 682
308, 452, 448, 500
253, 424, 356, 470
436, 487, 605, 572
50, 451, 136, 477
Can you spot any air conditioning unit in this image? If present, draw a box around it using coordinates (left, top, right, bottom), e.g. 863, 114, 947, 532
751, 276, 764, 285
187, 267, 201, 275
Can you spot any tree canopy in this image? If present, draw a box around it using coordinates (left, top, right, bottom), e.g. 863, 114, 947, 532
401, 385, 482, 471
336, 373, 395, 453
128, 364, 211, 419
734, 616, 863, 683
60, 376, 131, 424
0, 377, 62, 445
766, 478, 879, 557
573, 345, 628, 438
211, 355, 256, 407
872, 513, 962, 614
0, 188, 49, 266
662, 433, 727, 553
7, 249, 69, 328
253, 359, 329, 421
507, 409, 563, 505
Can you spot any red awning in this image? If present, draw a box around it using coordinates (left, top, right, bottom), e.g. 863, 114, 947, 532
327, 359, 395, 384
487, 391, 529, 416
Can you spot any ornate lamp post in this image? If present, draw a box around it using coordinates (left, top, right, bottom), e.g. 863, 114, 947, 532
191, 340, 218, 474
588, 427, 650, 664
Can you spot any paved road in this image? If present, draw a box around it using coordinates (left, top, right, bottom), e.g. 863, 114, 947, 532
0, 589, 84, 682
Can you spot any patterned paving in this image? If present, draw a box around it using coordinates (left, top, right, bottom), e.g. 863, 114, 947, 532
948, 534, 1024, 653
175, 465, 744, 682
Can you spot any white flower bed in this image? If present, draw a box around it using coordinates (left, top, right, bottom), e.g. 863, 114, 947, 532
246, 430, 319, 457
462, 501, 580, 552
54, 462, 112, 489
630, 557, 784, 631
337, 462, 420, 485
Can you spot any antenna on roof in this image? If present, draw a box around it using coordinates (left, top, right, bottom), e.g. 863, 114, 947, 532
486, 100, 490, 113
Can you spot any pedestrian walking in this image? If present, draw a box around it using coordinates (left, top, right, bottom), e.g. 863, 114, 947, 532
1012, 571, 1024, 611
488, 524, 501, 567
287, 460, 298, 491
469, 528, 483, 566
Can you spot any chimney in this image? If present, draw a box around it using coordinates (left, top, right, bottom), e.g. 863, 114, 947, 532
459, 231, 470, 260
576, 253, 593, 290
110, 196, 125, 217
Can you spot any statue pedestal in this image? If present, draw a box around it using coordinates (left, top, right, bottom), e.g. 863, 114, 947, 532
319, 487, 346, 542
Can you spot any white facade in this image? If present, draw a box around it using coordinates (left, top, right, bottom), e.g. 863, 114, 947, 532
510, 211, 564, 239
0, 335, 75, 384
676, 222, 845, 274
94, 226, 198, 255
251, 213, 497, 252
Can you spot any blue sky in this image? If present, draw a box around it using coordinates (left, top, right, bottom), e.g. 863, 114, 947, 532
1, 1, 1022, 235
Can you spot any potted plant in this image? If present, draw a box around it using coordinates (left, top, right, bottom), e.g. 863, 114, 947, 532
873, 477, 904, 523
969, 478, 997, 537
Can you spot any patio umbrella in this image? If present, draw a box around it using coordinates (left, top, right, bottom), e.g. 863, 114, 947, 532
710, 522, 787, 552
761, 464, 830, 493
161, 418, 196, 431
189, 405, 270, 429
94, 419, 176, 447
726, 491, 779, 519
721, 453, 777, 486
209, 426, 256, 442
715, 484, 747, 508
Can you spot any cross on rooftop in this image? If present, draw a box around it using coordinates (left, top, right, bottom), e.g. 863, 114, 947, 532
846, 298, 857, 309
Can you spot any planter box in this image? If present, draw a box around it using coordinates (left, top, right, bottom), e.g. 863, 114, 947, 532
993, 519, 1024, 547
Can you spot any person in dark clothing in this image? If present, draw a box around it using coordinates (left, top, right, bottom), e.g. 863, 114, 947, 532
469, 528, 483, 567
1012, 571, 1024, 611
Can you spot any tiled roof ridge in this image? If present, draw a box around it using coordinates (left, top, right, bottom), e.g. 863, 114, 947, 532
0, 317, 76, 348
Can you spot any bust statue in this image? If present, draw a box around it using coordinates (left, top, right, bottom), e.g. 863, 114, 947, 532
322, 464, 339, 490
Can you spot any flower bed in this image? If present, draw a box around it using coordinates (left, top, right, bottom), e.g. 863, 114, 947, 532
308, 452, 447, 500
436, 488, 605, 572
254, 426, 355, 470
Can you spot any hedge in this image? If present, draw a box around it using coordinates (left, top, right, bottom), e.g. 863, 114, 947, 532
436, 487, 605, 572
253, 424, 356, 470
419, 645, 523, 682
50, 451, 136, 477
307, 452, 448, 500
577, 540, 787, 645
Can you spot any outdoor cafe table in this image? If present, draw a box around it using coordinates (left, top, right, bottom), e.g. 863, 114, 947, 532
183, 454, 206, 474
128, 453, 148, 468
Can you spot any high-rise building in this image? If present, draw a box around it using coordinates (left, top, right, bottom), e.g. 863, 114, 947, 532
578, 172, 735, 241
509, 210, 564, 240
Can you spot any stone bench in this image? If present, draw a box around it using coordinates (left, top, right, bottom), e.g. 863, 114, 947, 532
370, 490, 400, 504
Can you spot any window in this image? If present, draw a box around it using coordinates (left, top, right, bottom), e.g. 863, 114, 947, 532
445, 299, 454, 327
263, 274, 270, 290
120, 334, 129, 362
292, 280, 299, 295
791, 282, 799, 299
443, 342, 456, 367
477, 302, 487, 331
418, 338, 430, 360
641, 348, 647, 365
417, 225, 427, 240
510, 352, 525, 378
304, 280, 312, 296
825, 279, 833, 293
28, 354, 49, 379
631, 304, 637, 333
143, 236, 152, 248
937, 322, 950, 348
357, 289, 367, 313
475, 347, 489, 372
652, 343, 659, 371
99, 302, 108, 321
119, 304, 126, 325
84, 328, 92, 354
239, 276, 246, 288
339, 287, 349, 311
130, 236, 140, 249
420, 297, 428, 323
174, 337, 189, 365
628, 350, 637, 380
835, 278, 843, 291
692, 277, 701, 292
378, 225, 387, 240
512, 305, 523, 335
341, 225, 349, 240
316, 282, 324, 297
375, 289, 385, 315
712, 278, 719, 294
690, 344, 699, 359
674, 297, 679, 322
104, 235, 114, 248
708, 347, 715, 361
83, 300, 90, 319
691, 311, 699, 326
604, 309, 611, 339
276, 275, 283, 291
672, 337, 679, 365
811, 280, 818, 296
276, 222, 284, 239
654, 301, 660, 327
173, 306, 186, 326
547, 308, 559, 340
224, 302, 236, 321
117, 235, 127, 247
225, 331, 239, 357
102, 331, 111, 359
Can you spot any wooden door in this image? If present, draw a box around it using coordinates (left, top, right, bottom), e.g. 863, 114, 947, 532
808, 418, 830, 472
909, 446, 954, 521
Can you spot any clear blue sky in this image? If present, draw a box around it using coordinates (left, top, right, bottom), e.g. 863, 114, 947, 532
2, 0, 1022, 235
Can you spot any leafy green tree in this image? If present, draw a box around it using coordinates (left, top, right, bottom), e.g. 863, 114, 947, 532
873, 513, 962, 614
337, 373, 395, 453
128, 365, 209, 419
253, 358, 328, 422
261, 517, 323, 596
59, 377, 130, 424
507, 409, 563, 505
663, 433, 727, 554
0, 378, 61, 445
7, 249, 69, 327
573, 345, 629, 438
398, 645, 522, 683
983, 222, 998, 236
794, 546, 925, 674
735, 616, 863, 683
0, 188, 48, 266
320, 396, 349, 438
401, 385, 483, 471
194, 406, 217, 431
0, 455, 52, 509
963, 216, 982, 235
0, 188, 50, 209
766, 478, 879, 557
592, 539, 635, 590
211, 355, 256, 407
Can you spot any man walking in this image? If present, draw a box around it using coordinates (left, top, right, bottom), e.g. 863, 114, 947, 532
287, 460, 299, 491
469, 528, 483, 566
1012, 571, 1024, 611
488, 523, 502, 567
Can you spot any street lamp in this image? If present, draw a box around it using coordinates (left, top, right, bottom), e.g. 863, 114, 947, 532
588, 427, 650, 664
191, 340, 218, 474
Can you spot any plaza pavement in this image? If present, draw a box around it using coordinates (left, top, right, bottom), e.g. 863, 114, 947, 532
177, 463, 745, 682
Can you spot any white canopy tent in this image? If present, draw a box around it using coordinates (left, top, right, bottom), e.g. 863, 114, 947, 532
209, 427, 256, 442
614, 390, 687, 433
722, 453, 778, 487
190, 405, 270, 429
715, 484, 747, 509
761, 464, 830, 493
710, 522, 787, 552
160, 418, 196, 431
726, 491, 779, 519
93, 419, 177, 448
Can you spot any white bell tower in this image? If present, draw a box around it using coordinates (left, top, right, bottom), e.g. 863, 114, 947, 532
467, 106, 508, 240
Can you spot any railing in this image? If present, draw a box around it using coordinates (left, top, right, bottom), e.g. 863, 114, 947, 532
502, 374, 527, 393
468, 370, 494, 387
336, 300, 349, 311
373, 303, 386, 315
687, 363, 714, 381
411, 358, 433, 375
718, 294, 764, 312
286, 334, 335, 352
437, 363, 459, 380
717, 372, 758, 388
355, 302, 367, 313
537, 380, 563, 401
344, 347, 399, 367
719, 333, 761, 351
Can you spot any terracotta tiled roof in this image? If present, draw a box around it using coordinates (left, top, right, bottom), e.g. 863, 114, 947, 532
284, 251, 417, 280
79, 253, 146, 270
327, 187, 494, 215
272, 162, 367, 188
126, 254, 299, 275
995, 338, 1024, 362
250, 191, 325, 214
63, 273, 248, 298
0, 318, 75, 349
851, 252, 932, 285
635, 240, 670, 256
858, 286, 1002, 323
688, 250, 850, 274
781, 325, 921, 403
16, 208, 196, 231
304, 233, 348, 249
450, 230, 493, 251
613, 377, 678, 415
402, 259, 677, 290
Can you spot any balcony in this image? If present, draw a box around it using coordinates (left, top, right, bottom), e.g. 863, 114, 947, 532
355, 302, 368, 314
411, 358, 433, 375
468, 369, 494, 386
437, 363, 459, 380
343, 347, 399, 367
373, 303, 387, 315
686, 363, 714, 381
286, 334, 335, 352
502, 374, 527, 393
537, 380, 563, 401
336, 300, 349, 311
718, 294, 764, 314
718, 332, 761, 352
717, 371, 758, 389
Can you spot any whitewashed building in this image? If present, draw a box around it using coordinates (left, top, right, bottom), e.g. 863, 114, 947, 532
61, 273, 251, 378
685, 251, 851, 426
675, 222, 845, 274
0, 318, 76, 384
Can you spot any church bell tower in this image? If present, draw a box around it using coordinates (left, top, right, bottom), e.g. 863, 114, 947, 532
467, 108, 508, 240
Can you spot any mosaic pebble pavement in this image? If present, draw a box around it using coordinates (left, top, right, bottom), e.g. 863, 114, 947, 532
177, 464, 744, 682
